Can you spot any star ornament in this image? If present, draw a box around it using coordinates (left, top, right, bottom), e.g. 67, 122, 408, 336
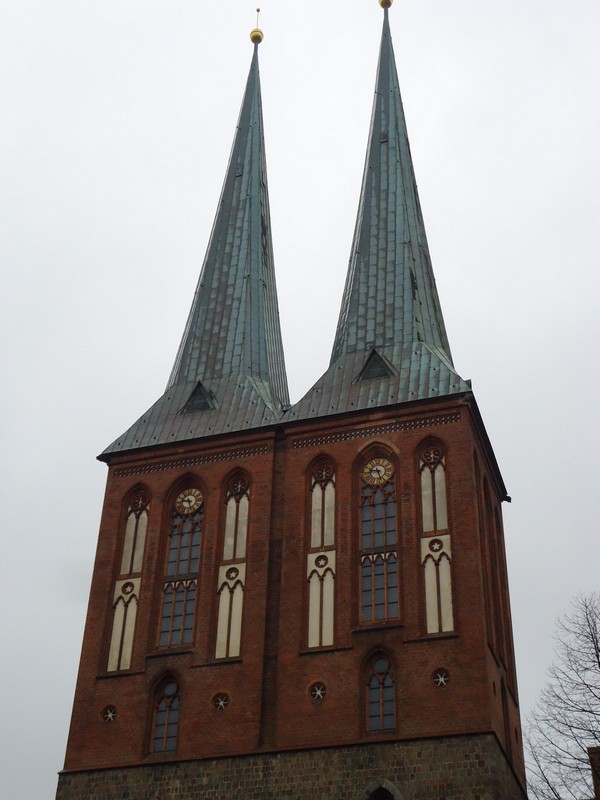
310, 682, 327, 701
213, 693, 230, 711
433, 669, 450, 688
102, 706, 118, 722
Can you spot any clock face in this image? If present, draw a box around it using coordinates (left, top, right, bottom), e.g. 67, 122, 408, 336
362, 457, 393, 486
175, 488, 203, 515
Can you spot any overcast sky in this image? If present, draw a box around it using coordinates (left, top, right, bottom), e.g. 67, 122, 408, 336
1, 1, 599, 797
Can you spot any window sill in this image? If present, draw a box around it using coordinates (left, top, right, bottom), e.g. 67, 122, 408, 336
146, 647, 194, 660
403, 632, 459, 644
193, 657, 243, 668
353, 621, 404, 634
299, 644, 353, 656
97, 669, 145, 680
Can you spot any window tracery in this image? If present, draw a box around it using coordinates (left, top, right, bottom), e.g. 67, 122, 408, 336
216, 475, 249, 658
159, 488, 203, 648
151, 677, 180, 753
366, 653, 395, 732
420, 446, 448, 532
307, 461, 336, 648
107, 490, 149, 671
419, 445, 454, 634
360, 458, 398, 624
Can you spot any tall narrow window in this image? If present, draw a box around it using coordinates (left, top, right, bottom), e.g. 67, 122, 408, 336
360, 457, 398, 624
216, 477, 249, 659
420, 536, 454, 633
159, 488, 203, 648
420, 446, 448, 532
419, 445, 454, 634
307, 461, 336, 648
366, 652, 396, 732
107, 490, 149, 671
151, 677, 180, 753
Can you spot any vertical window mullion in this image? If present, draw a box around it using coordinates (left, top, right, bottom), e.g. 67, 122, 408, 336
360, 461, 397, 624
160, 494, 203, 649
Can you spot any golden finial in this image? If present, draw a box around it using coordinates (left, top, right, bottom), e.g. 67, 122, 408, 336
250, 8, 264, 44
379, 0, 393, 8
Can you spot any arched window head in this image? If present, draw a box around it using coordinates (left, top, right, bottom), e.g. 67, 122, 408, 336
364, 780, 403, 800
310, 461, 335, 549
223, 476, 249, 561
420, 445, 448, 533
159, 486, 203, 648
306, 460, 336, 648
120, 490, 149, 576
151, 677, 180, 753
366, 652, 395, 732
360, 457, 398, 624
216, 475, 250, 659
107, 489, 149, 672
369, 790, 395, 800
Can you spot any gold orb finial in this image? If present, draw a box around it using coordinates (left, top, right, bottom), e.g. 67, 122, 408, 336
250, 8, 263, 44
379, 0, 393, 8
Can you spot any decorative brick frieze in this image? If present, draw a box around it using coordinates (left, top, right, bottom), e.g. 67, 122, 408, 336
113, 446, 271, 478
292, 412, 462, 449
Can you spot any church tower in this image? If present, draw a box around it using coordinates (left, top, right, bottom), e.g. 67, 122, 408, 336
57, 4, 527, 799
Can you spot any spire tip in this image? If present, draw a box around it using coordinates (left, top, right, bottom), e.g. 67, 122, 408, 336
250, 8, 263, 44
379, 0, 393, 8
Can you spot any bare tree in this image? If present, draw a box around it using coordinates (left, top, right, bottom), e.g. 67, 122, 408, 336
526, 593, 600, 799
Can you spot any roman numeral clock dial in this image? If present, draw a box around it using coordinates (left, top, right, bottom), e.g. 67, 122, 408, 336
362, 458, 393, 486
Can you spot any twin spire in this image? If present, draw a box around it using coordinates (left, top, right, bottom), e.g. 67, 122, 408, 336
167, 37, 288, 407
104, 4, 467, 456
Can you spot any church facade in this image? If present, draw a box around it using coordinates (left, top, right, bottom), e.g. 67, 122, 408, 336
56, 4, 527, 798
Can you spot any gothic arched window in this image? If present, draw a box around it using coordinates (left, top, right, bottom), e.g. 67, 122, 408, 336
159, 487, 203, 648
216, 476, 249, 659
420, 445, 448, 533
360, 457, 398, 624
311, 461, 335, 549
151, 677, 180, 753
307, 461, 336, 648
366, 652, 396, 732
107, 489, 149, 671
419, 445, 454, 634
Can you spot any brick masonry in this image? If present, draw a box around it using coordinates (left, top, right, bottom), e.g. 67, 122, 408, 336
56, 734, 525, 800
59, 398, 526, 796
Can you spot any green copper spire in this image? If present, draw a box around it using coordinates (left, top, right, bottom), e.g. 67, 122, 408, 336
331, 7, 451, 364
103, 37, 289, 456
287, 6, 468, 424
168, 40, 289, 403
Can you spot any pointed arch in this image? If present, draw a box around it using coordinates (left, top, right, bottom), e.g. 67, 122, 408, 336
158, 477, 205, 648
358, 448, 399, 624
150, 674, 180, 754
417, 441, 454, 634
221, 469, 251, 562
308, 455, 337, 550
363, 779, 403, 800
364, 650, 396, 733
306, 455, 337, 648
418, 439, 448, 533
107, 486, 150, 672
215, 471, 251, 658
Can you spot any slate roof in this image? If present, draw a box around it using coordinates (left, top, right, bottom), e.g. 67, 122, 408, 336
103, 42, 289, 457
287, 9, 469, 423
102, 10, 469, 459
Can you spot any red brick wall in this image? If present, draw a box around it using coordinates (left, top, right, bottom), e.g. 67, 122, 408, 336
60, 396, 525, 792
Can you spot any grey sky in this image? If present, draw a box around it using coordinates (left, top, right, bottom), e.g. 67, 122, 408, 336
1, 1, 599, 797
